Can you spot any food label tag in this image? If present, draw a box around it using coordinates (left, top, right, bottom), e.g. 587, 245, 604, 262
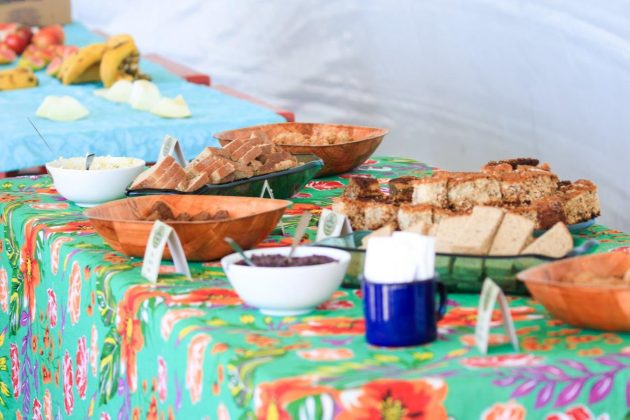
158, 135, 187, 166
475, 278, 519, 354
141, 221, 192, 283
259, 180, 275, 199
316, 209, 353, 241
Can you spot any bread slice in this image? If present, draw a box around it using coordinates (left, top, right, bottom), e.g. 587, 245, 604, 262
497, 170, 558, 204
208, 159, 236, 184
180, 172, 209, 192
155, 158, 187, 190
521, 222, 573, 258
451, 206, 505, 255
185, 147, 225, 176
435, 216, 470, 253
129, 156, 177, 190
344, 176, 382, 199
403, 221, 430, 235
489, 213, 535, 255
397, 204, 433, 231
361, 223, 395, 248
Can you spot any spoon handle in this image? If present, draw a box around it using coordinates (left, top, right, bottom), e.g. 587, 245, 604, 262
224, 237, 255, 267
289, 212, 312, 260
85, 153, 96, 170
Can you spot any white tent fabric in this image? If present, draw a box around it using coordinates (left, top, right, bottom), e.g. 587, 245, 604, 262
73, 0, 630, 230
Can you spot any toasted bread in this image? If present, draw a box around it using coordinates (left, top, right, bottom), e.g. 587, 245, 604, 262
451, 206, 505, 254
397, 204, 433, 231
435, 216, 470, 253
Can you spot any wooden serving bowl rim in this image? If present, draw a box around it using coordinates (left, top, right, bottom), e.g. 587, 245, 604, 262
517, 253, 630, 290
214, 122, 390, 149
84, 196, 292, 225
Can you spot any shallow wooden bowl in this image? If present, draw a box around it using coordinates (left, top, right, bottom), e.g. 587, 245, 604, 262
85, 195, 290, 261
517, 253, 630, 331
215, 122, 388, 177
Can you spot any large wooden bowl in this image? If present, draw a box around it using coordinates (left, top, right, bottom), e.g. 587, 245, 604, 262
84, 195, 290, 261
214, 122, 388, 177
517, 253, 630, 331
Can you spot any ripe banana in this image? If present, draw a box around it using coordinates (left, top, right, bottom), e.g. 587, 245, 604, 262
62, 43, 106, 85
0, 67, 38, 91
100, 34, 149, 87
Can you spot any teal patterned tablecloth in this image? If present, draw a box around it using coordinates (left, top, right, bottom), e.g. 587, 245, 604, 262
0, 23, 285, 172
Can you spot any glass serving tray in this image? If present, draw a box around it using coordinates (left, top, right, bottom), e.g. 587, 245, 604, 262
314, 231, 598, 294
126, 154, 323, 200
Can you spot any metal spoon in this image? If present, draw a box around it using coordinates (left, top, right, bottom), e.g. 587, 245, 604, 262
224, 237, 255, 267
84, 153, 95, 170
27, 117, 55, 157
288, 212, 313, 262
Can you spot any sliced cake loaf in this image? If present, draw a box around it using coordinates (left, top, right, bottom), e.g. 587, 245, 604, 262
130, 156, 186, 190
397, 204, 433, 231
446, 173, 502, 211
412, 174, 448, 207
558, 180, 601, 224
389, 176, 418, 202
435, 216, 470, 253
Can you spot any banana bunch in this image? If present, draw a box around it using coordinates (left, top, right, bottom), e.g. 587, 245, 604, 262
59, 34, 149, 86
0, 67, 38, 91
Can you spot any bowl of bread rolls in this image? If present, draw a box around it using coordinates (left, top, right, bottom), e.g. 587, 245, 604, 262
214, 122, 388, 177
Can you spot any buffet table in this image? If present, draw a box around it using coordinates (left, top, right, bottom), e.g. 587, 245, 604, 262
0, 23, 287, 173
0, 157, 629, 419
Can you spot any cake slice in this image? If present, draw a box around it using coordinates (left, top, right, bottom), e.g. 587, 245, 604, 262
489, 213, 535, 255
185, 147, 225, 176
506, 196, 567, 230
497, 169, 558, 204
451, 206, 505, 254
521, 222, 573, 258
446, 173, 502, 211
389, 176, 418, 202
361, 223, 396, 248
397, 204, 433, 231
558, 180, 601, 224
403, 221, 431, 235
343, 176, 383, 199
155, 157, 188, 190
180, 172, 209, 193
412, 174, 448, 207
363, 200, 398, 230
331, 197, 365, 230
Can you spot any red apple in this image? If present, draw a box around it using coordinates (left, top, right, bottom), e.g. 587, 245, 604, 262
14, 26, 33, 43
4, 33, 28, 54
32, 25, 64, 48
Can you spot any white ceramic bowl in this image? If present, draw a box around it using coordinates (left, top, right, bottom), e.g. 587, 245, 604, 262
46, 157, 145, 207
221, 246, 351, 316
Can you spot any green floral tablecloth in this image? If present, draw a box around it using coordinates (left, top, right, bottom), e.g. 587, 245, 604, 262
0, 157, 629, 420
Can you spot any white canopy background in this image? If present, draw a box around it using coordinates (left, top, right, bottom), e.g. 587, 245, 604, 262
73, 0, 630, 230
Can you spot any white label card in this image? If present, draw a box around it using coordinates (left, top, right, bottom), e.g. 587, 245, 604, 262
141, 221, 192, 283
158, 135, 187, 167
259, 180, 275, 199
316, 209, 353, 241
475, 278, 520, 354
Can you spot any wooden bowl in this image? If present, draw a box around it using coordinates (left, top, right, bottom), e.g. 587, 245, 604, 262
214, 122, 388, 177
84, 195, 290, 261
517, 253, 630, 331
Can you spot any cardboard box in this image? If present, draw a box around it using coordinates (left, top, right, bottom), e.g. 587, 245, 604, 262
0, 0, 71, 26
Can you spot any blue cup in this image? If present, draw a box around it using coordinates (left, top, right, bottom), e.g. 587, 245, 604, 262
362, 276, 447, 347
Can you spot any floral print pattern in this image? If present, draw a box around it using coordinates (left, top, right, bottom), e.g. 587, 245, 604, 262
0, 157, 628, 419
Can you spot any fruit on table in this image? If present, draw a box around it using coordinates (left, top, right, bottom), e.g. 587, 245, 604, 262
0, 67, 38, 91
94, 79, 133, 102
0, 23, 32, 58
128, 80, 160, 110
150, 95, 192, 118
45, 45, 79, 75
36, 96, 89, 121
32, 25, 64, 48
100, 34, 149, 87
61, 43, 107, 84
4, 33, 29, 54
0, 43, 17, 64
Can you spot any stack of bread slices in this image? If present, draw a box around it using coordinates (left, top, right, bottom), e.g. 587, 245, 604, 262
130, 134, 298, 192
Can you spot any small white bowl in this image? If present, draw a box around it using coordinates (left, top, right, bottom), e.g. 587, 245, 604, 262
46, 156, 145, 207
221, 246, 351, 316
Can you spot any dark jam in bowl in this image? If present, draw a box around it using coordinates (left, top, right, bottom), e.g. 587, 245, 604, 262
236, 254, 337, 267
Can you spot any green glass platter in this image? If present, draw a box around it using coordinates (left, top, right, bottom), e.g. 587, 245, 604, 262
126, 154, 323, 199
314, 231, 598, 294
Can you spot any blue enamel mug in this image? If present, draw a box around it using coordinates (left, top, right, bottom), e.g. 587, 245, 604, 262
361, 276, 447, 347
